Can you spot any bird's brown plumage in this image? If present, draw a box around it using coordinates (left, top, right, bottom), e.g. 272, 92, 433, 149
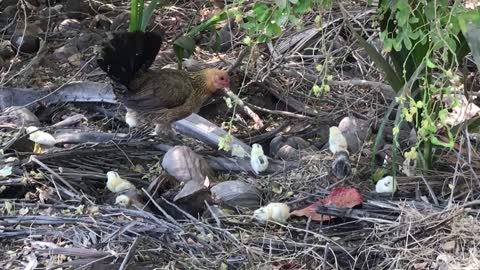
97, 32, 230, 136
126, 68, 229, 130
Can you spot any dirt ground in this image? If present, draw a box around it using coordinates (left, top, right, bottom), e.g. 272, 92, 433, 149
1, 0, 480, 269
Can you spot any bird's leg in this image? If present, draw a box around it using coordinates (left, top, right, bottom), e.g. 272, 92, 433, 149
153, 121, 181, 144
154, 123, 175, 137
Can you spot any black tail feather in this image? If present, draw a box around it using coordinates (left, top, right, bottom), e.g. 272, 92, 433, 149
97, 31, 163, 86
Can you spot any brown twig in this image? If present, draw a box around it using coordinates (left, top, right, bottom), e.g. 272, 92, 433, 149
29, 156, 81, 199
222, 87, 265, 129
119, 237, 140, 270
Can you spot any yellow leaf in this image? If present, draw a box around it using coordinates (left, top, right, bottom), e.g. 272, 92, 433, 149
130, 164, 144, 173
271, 182, 283, 194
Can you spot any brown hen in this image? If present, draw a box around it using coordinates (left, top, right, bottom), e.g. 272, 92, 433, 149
97, 31, 230, 137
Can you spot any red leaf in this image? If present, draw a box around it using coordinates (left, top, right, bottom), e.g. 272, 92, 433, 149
290, 187, 363, 221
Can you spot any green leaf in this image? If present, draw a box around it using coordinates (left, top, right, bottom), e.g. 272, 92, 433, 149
424, 2, 435, 20
438, 108, 448, 126
312, 84, 321, 95
288, 15, 301, 27
187, 9, 240, 37
272, 8, 288, 25
393, 37, 403, 51
240, 21, 256, 32
395, 0, 409, 11
266, 22, 282, 37
129, 0, 143, 32
243, 36, 253, 46
445, 37, 457, 52
403, 35, 412, 50
173, 9, 240, 63
218, 134, 232, 152
293, 0, 312, 14
275, 0, 287, 9
431, 130, 454, 148
212, 30, 222, 52
391, 102, 404, 179
469, 117, 480, 132
350, 26, 404, 92
253, 3, 270, 22
372, 168, 388, 182
458, 11, 480, 70
137, 0, 144, 31
173, 35, 196, 65
141, 0, 161, 32
396, 8, 409, 26
257, 34, 269, 43
426, 58, 436, 68
174, 35, 195, 53
371, 61, 426, 168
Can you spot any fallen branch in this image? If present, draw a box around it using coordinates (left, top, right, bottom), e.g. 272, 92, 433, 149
0, 82, 115, 111
283, 68, 396, 99
0, 82, 252, 155
263, 78, 320, 116
245, 101, 312, 119
174, 113, 252, 154
222, 87, 264, 130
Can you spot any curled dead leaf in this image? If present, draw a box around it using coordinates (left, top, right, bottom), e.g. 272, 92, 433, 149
290, 187, 363, 221
162, 146, 215, 202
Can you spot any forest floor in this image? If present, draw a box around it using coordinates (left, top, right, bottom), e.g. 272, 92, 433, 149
1, 0, 480, 269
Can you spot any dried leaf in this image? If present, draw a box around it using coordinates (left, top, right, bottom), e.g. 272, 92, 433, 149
203, 176, 211, 187
271, 182, 283, 194
130, 164, 144, 173
4, 201, 13, 214
211, 180, 260, 208
442, 94, 480, 126
413, 262, 429, 270
19, 207, 29, 215
290, 187, 363, 221
162, 146, 215, 202
67, 53, 82, 66
24, 253, 38, 270
443, 240, 456, 251
162, 146, 214, 184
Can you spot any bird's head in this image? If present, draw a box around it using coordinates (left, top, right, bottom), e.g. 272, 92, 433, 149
115, 194, 131, 207
204, 69, 230, 93
329, 126, 341, 137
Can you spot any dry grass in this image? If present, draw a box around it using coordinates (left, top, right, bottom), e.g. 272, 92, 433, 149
1, 0, 480, 269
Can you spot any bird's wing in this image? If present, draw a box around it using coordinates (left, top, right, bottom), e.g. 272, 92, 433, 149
123, 69, 194, 111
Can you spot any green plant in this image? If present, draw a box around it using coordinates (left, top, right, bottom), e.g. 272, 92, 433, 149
173, 9, 242, 67
241, 0, 334, 97
240, 0, 329, 43
350, 1, 479, 171
129, 0, 162, 32
172, 0, 331, 64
